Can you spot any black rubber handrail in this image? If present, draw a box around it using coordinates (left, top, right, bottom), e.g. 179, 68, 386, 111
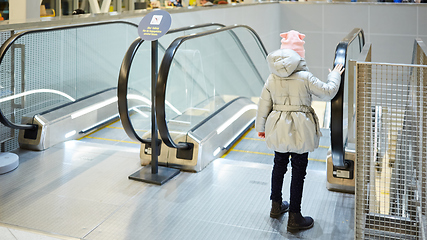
0, 21, 138, 131
156, 25, 267, 149
117, 23, 226, 144
330, 28, 365, 168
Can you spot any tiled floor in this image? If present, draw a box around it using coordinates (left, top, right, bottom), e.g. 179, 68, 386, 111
0, 100, 356, 240
0, 224, 73, 240
0, 122, 354, 240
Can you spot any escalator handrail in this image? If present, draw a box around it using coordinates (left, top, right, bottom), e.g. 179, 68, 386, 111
0, 20, 138, 130
118, 23, 226, 144
156, 25, 268, 149
330, 28, 365, 168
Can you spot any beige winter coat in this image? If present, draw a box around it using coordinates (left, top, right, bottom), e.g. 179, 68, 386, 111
255, 49, 341, 153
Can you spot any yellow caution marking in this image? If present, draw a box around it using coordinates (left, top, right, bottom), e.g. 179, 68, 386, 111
221, 126, 254, 158
243, 137, 264, 141
106, 126, 124, 130
106, 126, 148, 132
77, 118, 121, 140
77, 118, 148, 141
308, 158, 326, 163
242, 137, 330, 149
84, 136, 139, 144
222, 126, 328, 163
225, 149, 326, 162
228, 149, 274, 156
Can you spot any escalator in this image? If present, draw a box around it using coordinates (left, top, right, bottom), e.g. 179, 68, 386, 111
120, 27, 365, 176
0, 21, 140, 152
119, 26, 367, 176
119, 25, 269, 172
0, 21, 225, 174
327, 28, 365, 192
0, 21, 140, 174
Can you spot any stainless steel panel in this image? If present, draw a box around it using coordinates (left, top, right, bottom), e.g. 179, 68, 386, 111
18, 89, 118, 150
140, 98, 257, 172
0, 137, 355, 240
326, 148, 355, 193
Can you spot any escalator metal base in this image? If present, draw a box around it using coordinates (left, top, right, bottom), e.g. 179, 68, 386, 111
140, 97, 257, 172
128, 164, 180, 185
326, 149, 355, 193
18, 89, 118, 151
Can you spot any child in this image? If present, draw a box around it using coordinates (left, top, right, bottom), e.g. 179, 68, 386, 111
255, 30, 344, 230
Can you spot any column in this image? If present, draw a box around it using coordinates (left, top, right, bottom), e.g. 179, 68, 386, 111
9, 0, 40, 24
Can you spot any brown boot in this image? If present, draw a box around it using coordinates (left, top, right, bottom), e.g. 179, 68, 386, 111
287, 212, 314, 230
270, 201, 289, 218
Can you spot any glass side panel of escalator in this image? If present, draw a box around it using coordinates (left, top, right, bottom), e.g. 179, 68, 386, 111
0, 23, 139, 151
0, 23, 137, 126
125, 24, 225, 140
162, 26, 268, 134
0, 23, 222, 151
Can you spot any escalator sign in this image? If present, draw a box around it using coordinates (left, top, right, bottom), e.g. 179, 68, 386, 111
138, 10, 171, 41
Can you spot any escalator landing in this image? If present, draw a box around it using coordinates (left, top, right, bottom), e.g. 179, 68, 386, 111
0, 139, 353, 240
222, 127, 331, 172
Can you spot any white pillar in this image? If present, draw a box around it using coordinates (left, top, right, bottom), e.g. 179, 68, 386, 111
9, 0, 40, 24
100, 0, 112, 13
88, 0, 101, 13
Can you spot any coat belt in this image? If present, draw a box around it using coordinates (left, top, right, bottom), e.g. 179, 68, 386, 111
272, 104, 321, 135
273, 105, 311, 112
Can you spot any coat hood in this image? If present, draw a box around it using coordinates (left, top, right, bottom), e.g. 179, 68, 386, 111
267, 49, 308, 78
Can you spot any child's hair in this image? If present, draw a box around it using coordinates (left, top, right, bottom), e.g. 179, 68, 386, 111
280, 30, 306, 58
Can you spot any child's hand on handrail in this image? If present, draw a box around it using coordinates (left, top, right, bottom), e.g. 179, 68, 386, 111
329, 64, 345, 75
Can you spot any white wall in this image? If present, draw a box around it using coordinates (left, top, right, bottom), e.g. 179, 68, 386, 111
9, 0, 41, 24
126, 3, 281, 54
127, 2, 427, 82
279, 2, 427, 81
4, 2, 427, 82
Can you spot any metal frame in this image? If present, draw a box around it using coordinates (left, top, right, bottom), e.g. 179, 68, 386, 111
354, 39, 427, 239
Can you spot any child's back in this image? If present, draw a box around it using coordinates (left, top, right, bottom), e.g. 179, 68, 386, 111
255, 30, 344, 230
256, 48, 341, 153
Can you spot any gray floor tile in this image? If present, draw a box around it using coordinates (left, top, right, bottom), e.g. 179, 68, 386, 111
0, 125, 352, 240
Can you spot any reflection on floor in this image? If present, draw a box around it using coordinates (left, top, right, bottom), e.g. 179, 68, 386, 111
222, 127, 330, 172
0, 124, 354, 240
0, 99, 354, 239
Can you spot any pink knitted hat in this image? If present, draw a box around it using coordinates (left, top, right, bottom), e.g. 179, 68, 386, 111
280, 30, 306, 58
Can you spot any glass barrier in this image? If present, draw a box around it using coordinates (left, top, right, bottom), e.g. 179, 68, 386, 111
0, 22, 138, 123
156, 25, 268, 148
0, 21, 138, 150
120, 23, 226, 143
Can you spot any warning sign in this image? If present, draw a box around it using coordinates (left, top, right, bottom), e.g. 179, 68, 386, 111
138, 10, 171, 41
150, 15, 163, 25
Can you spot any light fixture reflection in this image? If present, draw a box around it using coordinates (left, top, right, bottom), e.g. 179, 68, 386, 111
65, 130, 76, 138
216, 104, 257, 134
0, 89, 75, 103
71, 97, 117, 119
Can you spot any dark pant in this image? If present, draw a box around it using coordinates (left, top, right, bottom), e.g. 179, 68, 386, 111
270, 151, 309, 213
